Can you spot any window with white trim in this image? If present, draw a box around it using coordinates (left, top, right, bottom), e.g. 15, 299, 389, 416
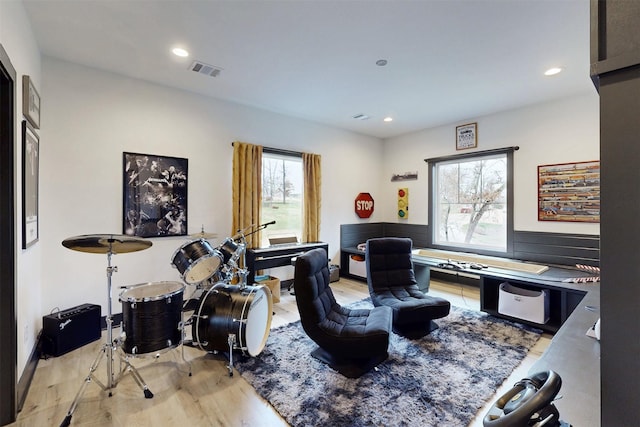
260, 152, 303, 247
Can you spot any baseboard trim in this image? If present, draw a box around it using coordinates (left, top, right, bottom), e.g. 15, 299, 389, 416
17, 331, 42, 413
104, 313, 123, 329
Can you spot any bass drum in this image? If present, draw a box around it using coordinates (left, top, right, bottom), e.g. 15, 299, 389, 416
119, 281, 185, 355
171, 239, 223, 284
194, 283, 273, 356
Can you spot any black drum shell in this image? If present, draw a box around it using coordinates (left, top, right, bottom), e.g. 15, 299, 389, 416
120, 282, 184, 355
171, 239, 222, 284
193, 283, 272, 356
219, 238, 239, 264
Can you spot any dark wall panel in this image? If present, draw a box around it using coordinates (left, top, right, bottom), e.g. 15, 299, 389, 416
592, 1, 640, 424
598, 66, 640, 426
340, 223, 429, 250
339, 223, 384, 248
513, 231, 600, 267
382, 223, 429, 248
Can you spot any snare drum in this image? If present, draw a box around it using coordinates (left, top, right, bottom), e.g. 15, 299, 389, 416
171, 239, 223, 284
119, 281, 185, 355
194, 283, 273, 356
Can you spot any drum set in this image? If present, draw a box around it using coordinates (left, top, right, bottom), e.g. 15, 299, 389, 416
169, 230, 273, 373
59, 224, 274, 427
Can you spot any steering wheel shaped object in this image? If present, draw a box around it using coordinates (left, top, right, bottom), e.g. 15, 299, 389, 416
483, 370, 562, 427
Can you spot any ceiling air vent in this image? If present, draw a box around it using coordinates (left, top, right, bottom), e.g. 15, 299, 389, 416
352, 114, 370, 120
190, 61, 223, 77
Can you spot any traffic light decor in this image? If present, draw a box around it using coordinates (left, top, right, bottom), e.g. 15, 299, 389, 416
398, 188, 408, 219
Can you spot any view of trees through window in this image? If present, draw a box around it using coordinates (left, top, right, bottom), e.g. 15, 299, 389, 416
433, 153, 507, 252
260, 153, 303, 247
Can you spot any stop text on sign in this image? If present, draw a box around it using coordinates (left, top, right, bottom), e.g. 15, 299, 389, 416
355, 193, 374, 218
356, 200, 373, 210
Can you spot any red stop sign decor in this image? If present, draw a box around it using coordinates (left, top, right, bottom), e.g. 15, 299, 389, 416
355, 193, 374, 218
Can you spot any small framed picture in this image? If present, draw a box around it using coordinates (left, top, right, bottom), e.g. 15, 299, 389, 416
22, 75, 41, 129
456, 122, 477, 150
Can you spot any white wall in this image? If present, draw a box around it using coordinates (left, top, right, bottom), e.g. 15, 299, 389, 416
0, 0, 42, 378
380, 92, 600, 236
39, 57, 383, 333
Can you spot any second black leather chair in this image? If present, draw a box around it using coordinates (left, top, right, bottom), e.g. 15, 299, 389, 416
366, 237, 451, 338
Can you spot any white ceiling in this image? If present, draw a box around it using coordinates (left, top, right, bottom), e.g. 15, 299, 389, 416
22, 0, 594, 139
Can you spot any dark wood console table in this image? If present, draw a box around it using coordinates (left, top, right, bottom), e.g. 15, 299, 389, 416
411, 254, 596, 333
529, 286, 600, 425
245, 242, 328, 285
412, 253, 601, 424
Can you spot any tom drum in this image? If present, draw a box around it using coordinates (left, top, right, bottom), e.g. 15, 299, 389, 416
119, 281, 185, 355
171, 239, 223, 284
218, 237, 242, 265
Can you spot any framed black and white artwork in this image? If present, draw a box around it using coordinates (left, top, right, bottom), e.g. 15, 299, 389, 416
22, 120, 39, 248
123, 152, 188, 238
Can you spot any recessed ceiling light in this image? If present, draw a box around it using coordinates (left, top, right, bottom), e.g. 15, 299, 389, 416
172, 47, 189, 58
383, 117, 393, 122
544, 67, 563, 76
376, 59, 388, 66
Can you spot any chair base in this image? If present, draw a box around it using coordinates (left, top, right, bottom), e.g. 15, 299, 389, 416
393, 319, 439, 339
310, 347, 388, 378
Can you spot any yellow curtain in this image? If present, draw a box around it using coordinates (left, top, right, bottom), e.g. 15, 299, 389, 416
302, 152, 321, 242
232, 142, 262, 249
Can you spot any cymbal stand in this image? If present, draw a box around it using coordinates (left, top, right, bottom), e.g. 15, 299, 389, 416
60, 249, 152, 427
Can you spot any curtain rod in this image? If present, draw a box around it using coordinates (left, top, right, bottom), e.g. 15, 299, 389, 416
424, 146, 519, 163
231, 142, 303, 158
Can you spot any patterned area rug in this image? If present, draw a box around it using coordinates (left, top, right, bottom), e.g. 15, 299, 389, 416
235, 302, 541, 427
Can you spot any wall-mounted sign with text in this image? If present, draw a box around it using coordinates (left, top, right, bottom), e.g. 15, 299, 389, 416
355, 192, 374, 218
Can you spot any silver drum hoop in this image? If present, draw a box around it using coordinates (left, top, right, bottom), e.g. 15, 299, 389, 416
119, 281, 185, 303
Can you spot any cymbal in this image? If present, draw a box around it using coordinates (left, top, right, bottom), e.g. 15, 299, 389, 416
62, 234, 152, 254
189, 231, 218, 239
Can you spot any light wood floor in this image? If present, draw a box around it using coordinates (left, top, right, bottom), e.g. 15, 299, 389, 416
11, 278, 551, 427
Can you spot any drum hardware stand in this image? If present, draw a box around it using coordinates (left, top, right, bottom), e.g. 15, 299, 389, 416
226, 333, 237, 376
232, 220, 274, 288
177, 319, 193, 376
190, 285, 240, 377
60, 241, 153, 427
114, 348, 154, 398
193, 332, 240, 377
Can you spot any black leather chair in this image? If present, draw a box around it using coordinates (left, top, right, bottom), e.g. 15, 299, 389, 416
293, 248, 393, 378
366, 237, 451, 338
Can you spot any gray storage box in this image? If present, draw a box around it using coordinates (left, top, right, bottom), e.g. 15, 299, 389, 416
329, 264, 340, 282
498, 282, 549, 324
